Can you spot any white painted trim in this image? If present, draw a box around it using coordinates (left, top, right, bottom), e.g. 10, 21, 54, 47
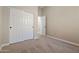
0, 43, 10, 50
47, 35, 79, 47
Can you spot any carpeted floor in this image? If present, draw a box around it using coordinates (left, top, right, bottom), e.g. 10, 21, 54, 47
1, 35, 79, 53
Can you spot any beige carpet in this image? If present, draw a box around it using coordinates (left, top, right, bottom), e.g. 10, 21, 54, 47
1, 36, 79, 53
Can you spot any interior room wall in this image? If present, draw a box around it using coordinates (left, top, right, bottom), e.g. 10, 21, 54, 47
0, 7, 3, 46
43, 6, 79, 44
38, 7, 43, 16
2, 7, 10, 45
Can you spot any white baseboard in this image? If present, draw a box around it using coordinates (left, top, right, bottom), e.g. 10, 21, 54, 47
47, 35, 79, 47
0, 43, 10, 50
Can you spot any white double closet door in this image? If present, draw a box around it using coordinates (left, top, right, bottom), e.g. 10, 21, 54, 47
9, 8, 34, 43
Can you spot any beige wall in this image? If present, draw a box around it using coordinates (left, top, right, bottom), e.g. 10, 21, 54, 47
38, 7, 43, 16
0, 7, 3, 46
43, 6, 79, 44
0, 6, 38, 46
1, 7, 10, 45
